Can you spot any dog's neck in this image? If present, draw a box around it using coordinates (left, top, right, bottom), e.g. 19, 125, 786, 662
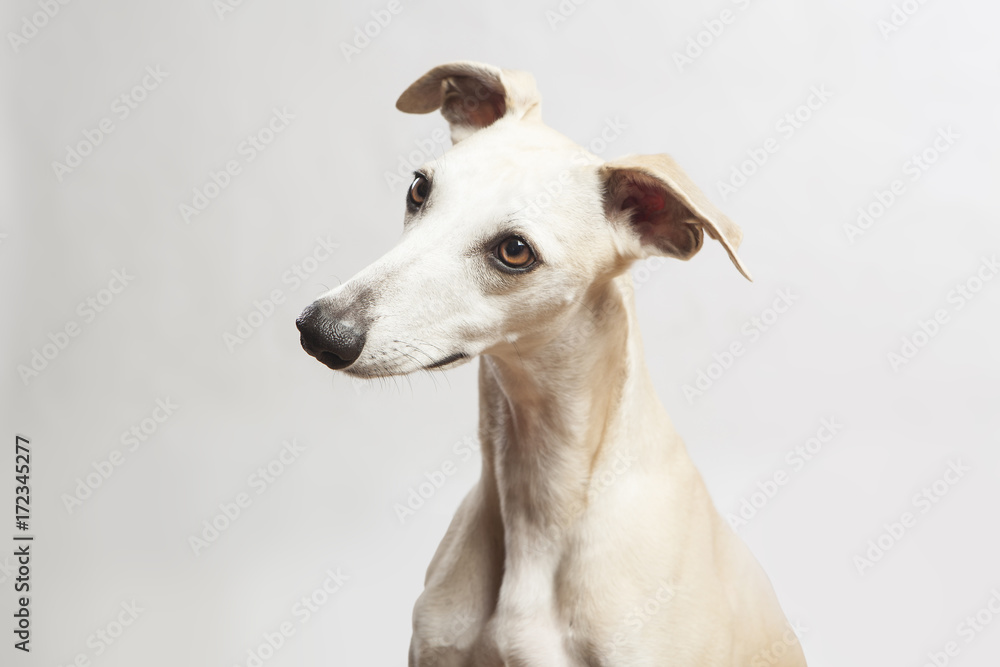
478, 273, 677, 562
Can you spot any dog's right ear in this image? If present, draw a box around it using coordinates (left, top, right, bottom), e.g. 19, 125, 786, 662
396, 61, 542, 143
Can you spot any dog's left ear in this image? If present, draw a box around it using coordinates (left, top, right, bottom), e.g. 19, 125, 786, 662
600, 154, 751, 281
396, 61, 542, 143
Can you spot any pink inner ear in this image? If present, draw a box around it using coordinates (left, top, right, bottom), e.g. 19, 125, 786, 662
442, 77, 508, 130
622, 190, 667, 225
466, 94, 506, 128
622, 189, 667, 244
615, 176, 698, 256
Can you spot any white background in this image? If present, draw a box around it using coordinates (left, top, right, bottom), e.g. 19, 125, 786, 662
2, 0, 999, 665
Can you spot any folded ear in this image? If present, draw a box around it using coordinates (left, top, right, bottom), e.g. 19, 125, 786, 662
600, 154, 751, 281
396, 61, 542, 143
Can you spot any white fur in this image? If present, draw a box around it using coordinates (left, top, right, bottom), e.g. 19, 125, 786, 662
304, 62, 806, 667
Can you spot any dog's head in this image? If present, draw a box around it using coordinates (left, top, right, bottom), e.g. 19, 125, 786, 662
297, 61, 749, 377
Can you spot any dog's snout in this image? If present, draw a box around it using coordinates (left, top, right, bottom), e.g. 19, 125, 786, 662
296, 303, 367, 370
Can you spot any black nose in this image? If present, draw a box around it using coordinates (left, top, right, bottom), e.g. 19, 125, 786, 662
295, 303, 367, 370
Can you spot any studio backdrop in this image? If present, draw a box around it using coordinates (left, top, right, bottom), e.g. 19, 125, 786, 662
2, 1, 999, 665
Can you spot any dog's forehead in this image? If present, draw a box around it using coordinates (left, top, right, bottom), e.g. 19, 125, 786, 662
430, 120, 596, 185
405, 120, 608, 257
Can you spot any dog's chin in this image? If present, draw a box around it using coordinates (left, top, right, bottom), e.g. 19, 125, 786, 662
341, 352, 472, 378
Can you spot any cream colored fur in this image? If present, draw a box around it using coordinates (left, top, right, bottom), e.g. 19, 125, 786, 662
300, 61, 806, 667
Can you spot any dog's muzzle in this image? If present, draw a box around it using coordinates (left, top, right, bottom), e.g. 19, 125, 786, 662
296, 302, 366, 370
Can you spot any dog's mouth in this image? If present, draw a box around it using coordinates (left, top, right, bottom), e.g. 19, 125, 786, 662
426, 352, 469, 369
337, 349, 472, 379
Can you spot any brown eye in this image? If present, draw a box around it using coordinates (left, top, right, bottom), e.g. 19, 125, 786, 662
408, 175, 429, 208
496, 236, 536, 269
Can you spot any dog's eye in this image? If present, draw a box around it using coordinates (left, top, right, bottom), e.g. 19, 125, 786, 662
495, 236, 536, 269
408, 175, 429, 208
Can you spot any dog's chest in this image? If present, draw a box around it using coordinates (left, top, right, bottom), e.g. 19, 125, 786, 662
411, 535, 615, 666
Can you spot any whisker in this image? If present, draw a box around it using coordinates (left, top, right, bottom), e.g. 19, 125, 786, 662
512, 340, 526, 371
414, 337, 451, 358
399, 344, 442, 392
394, 339, 437, 364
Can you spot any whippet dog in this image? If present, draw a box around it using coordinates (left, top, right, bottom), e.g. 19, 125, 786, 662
296, 61, 806, 667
